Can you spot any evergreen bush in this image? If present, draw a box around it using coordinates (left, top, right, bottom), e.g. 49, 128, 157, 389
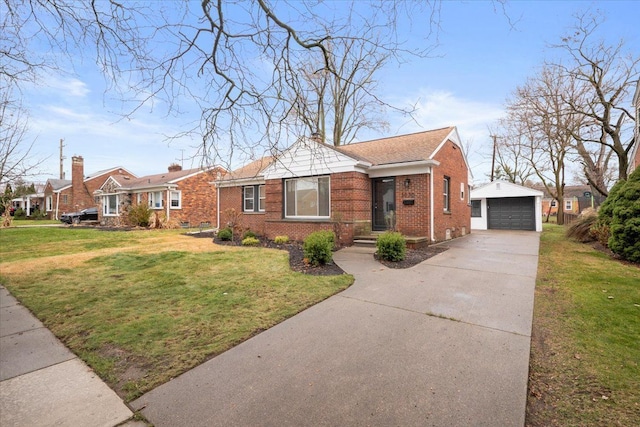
243, 230, 257, 239
217, 227, 233, 241
376, 231, 406, 262
241, 236, 260, 246
303, 230, 336, 266
274, 235, 289, 244
127, 203, 151, 227
608, 168, 640, 263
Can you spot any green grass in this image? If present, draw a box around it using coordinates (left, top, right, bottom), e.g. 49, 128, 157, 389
0, 228, 353, 401
527, 224, 640, 426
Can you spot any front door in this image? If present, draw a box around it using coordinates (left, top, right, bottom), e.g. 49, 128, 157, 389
372, 177, 396, 231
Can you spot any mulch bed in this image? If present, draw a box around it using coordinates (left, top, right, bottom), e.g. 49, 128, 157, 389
196, 232, 448, 275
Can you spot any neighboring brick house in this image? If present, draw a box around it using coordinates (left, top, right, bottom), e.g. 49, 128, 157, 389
537, 185, 606, 218
43, 156, 135, 220
216, 127, 471, 245
96, 164, 226, 226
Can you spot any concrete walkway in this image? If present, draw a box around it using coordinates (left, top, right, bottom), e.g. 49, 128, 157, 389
131, 230, 539, 426
0, 286, 136, 427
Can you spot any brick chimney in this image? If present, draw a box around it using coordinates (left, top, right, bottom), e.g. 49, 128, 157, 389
168, 163, 182, 172
71, 156, 85, 208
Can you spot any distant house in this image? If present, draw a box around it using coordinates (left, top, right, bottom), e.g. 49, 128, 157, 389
470, 181, 543, 232
535, 185, 606, 218
43, 156, 136, 220
216, 127, 471, 245
96, 164, 226, 227
10, 184, 45, 216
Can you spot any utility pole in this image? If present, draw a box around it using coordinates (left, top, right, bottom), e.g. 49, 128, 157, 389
177, 149, 185, 168
59, 138, 66, 179
490, 134, 497, 182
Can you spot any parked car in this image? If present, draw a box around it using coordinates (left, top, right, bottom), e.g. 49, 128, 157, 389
60, 207, 99, 224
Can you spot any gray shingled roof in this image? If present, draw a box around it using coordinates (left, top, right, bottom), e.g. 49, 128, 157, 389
48, 179, 71, 191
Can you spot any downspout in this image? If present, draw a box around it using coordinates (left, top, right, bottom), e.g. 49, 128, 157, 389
429, 167, 435, 242
55, 191, 61, 220
216, 186, 220, 230
166, 189, 170, 220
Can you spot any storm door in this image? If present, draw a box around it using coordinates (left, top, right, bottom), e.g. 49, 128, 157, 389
372, 177, 396, 231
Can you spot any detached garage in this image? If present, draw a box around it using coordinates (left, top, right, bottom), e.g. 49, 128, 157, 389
470, 181, 543, 232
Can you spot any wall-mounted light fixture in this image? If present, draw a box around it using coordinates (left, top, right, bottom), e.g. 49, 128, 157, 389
404, 178, 411, 188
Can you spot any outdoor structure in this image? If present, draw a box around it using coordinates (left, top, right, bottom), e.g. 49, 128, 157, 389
96, 164, 226, 227
536, 184, 606, 219
10, 184, 45, 216
43, 156, 136, 220
470, 180, 543, 232
216, 127, 471, 245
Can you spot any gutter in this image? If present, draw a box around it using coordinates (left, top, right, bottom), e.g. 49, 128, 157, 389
216, 186, 220, 230
55, 191, 61, 220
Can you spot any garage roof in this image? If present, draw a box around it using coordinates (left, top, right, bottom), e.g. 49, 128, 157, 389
471, 180, 543, 199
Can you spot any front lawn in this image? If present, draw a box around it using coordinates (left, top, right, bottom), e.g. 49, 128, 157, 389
0, 228, 353, 401
527, 224, 640, 426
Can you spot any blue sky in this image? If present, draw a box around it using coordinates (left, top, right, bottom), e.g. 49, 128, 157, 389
20, 0, 639, 185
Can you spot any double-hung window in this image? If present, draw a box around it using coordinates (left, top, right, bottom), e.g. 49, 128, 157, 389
170, 191, 181, 209
471, 200, 481, 217
443, 176, 450, 212
285, 177, 330, 218
243, 185, 265, 212
564, 199, 573, 211
46, 196, 52, 212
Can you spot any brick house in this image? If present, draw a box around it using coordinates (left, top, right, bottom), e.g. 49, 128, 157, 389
216, 127, 471, 245
43, 156, 136, 220
95, 164, 226, 226
630, 79, 640, 174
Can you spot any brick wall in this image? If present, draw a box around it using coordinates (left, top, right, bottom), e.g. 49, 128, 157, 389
218, 171, 371, 245
395, 173, 430, 237
172, 168, 221, 225
431, 140, 471, 241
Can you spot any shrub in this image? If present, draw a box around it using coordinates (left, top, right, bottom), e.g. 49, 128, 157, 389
243, 230, 257, 239
242, 236, 260, 246
127, 203, 152, 227
590, 222, 611, 247
376, 231, 406, 262
566, 211, 597, 243
217, 227, 233, 241
607, 167, 640, 263
13, 208, 26, 219
303, 230, 336, 266
274, 235, 289, 244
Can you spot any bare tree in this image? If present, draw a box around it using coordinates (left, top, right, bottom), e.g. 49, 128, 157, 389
489, 130, 535, 184
2, 1, 444, 166
502, 64, 583, 225
551, 12, 639, 191
287, 36, 397, 146
0, 87, 45, 186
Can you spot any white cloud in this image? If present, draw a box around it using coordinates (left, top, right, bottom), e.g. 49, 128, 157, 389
387, 89, 505, 182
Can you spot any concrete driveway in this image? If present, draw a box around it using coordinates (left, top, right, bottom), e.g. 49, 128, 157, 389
132, 230, 539, 426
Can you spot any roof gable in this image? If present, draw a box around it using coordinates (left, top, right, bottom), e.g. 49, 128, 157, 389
263, 138, 367, 179
471, 180, 543, 199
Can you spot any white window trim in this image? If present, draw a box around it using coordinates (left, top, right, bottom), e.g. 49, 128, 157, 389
103, 194, 119, 216
243, 186, 255, 212
460, 182, 465, 200
148, 191, 164, 209
550, 200, 557, 208
284, 176, 331, 219
170, 190, 182, 209
443, 177, 450, 212
46, 196, 52, 212
565, 199, 573, 211
258, 184, 266, 212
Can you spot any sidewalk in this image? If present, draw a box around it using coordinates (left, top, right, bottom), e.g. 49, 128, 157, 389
0, 286, 138, 427
131, 230, 539, 426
